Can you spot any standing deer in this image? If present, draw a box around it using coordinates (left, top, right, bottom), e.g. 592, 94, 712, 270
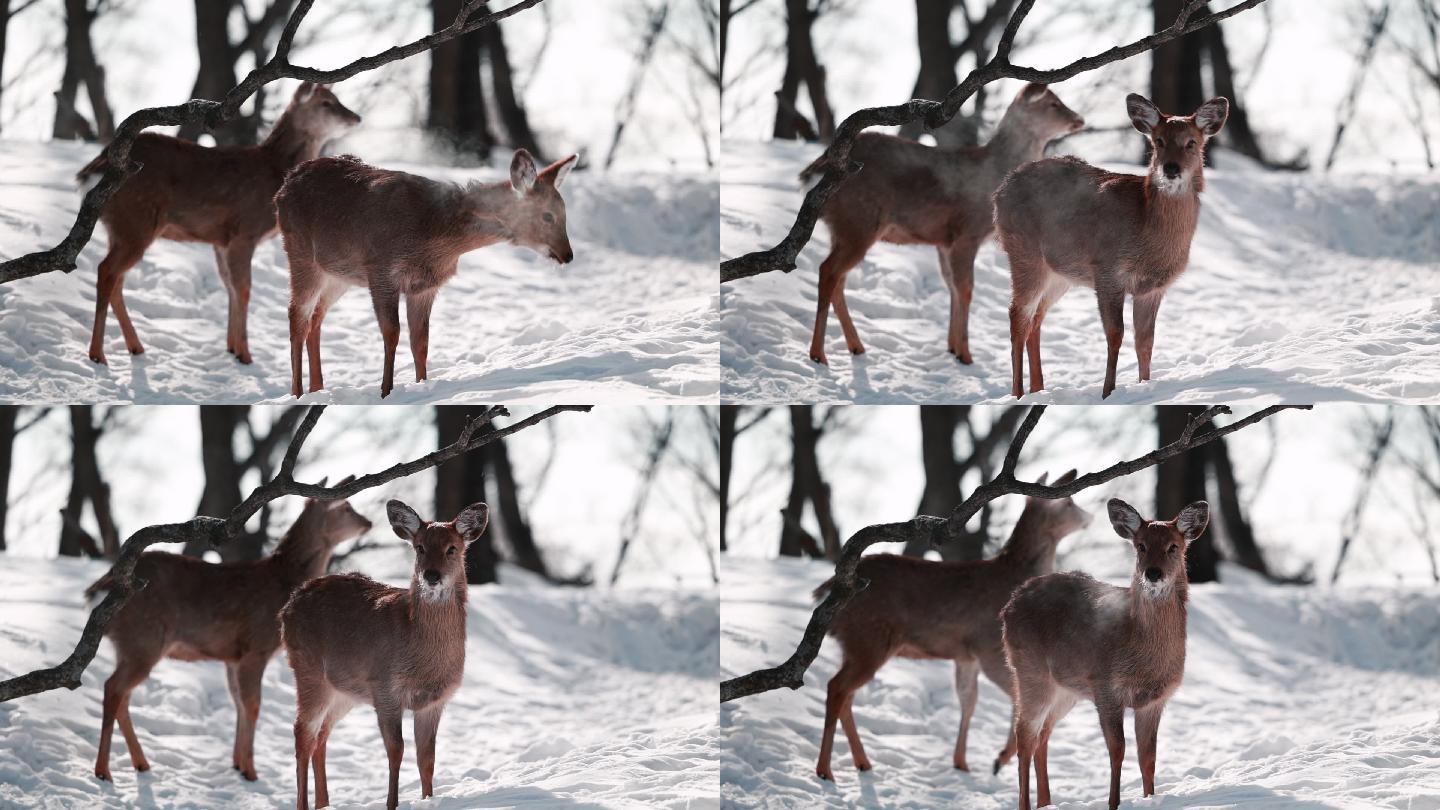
78, 82, 360, 366
810, 472, 1090, 782
993, 94, 1229, 399
1000, 498, 1209, 810
85, 485, 371, 782
280, 500, 489, 810
274, 150, 578, 399
800, 83, 1083, 366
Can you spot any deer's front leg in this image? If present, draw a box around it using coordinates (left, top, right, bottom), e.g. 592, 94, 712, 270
1132, 292, 1163, 383
1095, 696, 1126, 810
223, 240, 258, 364
406, 289, 437, 383
370, 284, 402, 399
1135, 702, 1164, 797
1096, 285, 1126, 399
375, 699, 405, 810
414, 703, 445, 798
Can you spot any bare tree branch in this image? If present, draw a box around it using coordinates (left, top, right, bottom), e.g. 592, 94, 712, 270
720, 404, 1306, 702
0, 0, 548, 286
719, 0, 1272, 282
0, 404, 589, 703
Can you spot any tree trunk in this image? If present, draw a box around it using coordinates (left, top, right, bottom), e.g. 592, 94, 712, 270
484, 436, 554, 579
778, 406, 827, 558
1201, 21, 1264, 162
0, 405, 15, 551
604, 2, 669, 170
435, 407, 498, 584
53, 0, 113, 141
1208, 433, 1270, 576
905, 406, 966, 556
482, 20, 544, 160
1148, 0, 1206, 164
773, 0, 833, 141
1155, 406, 1218, 582
176, 0, 249, 143
58, 407, 103, 558
0, 1, 11, 137
429, 0, 495, 156
719, 406, 736, 553
183, 406, 259, 561
899, 0, 972, 146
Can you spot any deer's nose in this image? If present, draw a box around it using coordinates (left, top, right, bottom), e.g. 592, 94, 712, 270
1144, 567, 1163, 583
423, 570, 441, 585
1162, 162, 1181, 179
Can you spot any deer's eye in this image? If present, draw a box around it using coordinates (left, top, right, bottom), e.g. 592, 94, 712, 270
1168, 543, 1178, 554
1136, 543, 1147, 553
1154, 137, 1166, 148
542, 212, 556, 224
446, 546, 457, 557
1185, 139, 1196, 150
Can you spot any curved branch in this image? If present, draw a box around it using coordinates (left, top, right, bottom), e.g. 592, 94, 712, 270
0, 0, 548, 286
0, 404, 589, 703
719, 0, 1271, 283
719, 404, 1305, 702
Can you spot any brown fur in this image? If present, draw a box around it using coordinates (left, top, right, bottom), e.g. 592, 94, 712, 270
1000, 498, 1209, 810
273, 150, 578, 398
993, 93, 1230, 399
280, 499, 488, 810
81, 83, 360, 366
87, 488, 370, 782
811, 472, 1090, 782
803, 83, 1084, 365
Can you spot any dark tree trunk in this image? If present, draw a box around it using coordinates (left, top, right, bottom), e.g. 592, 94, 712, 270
1208, 434, 1270, 576
53, 0, 113, 142
0, 405, 15, 551
484, 436, 554, 579
482, 20, 543, 160
773, 0, 833, 141
719, 406, 737, 553
175, 0, 248, 144
900, 0, 971, 146
429, 0, 495, 156
59, 407, 105, 558
779, 406, 832, 558
905, 406, 966, 556
1155, 406, 1218, 582
0, 2, 12, 136
182, 406, 260, 561
1150, 0, 1206, 120
436, 407, 498, 585
1201, 21, 1264, 162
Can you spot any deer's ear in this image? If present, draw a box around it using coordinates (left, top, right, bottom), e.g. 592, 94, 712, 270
1054, 469, 1078, 486
335, 474, 356, 486
510, 149, 538, 195
538, 154, 579, 189
1020, 82, 1048, 102
387, 500, 423, 541
1193, 97, 1229, 138
1126, 93, 1161, 135
454, 503, 490, 546
1035, 471, 1050, 486
297, 81, 316, 101
1108, 498, 1144, 540
1175, 501, 1210, 542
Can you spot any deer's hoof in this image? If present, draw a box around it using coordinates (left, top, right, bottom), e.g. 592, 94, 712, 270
848, 345, 866, 356
241, 768, 258, 782
816, 767, 834, 781
809, 352, 828, 365
953, 759, 969, 772
855, 758, 872, 772
89, 351, 108, 365
958, 352, 973, 365
95, 767, 112, 781
235, 352, 253, 365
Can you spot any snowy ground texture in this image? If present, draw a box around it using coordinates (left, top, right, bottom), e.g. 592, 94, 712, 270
720, 556, 1440, 809
0, 141, 719, 404
721, 140, 1440, 404
0, 555, 720, 809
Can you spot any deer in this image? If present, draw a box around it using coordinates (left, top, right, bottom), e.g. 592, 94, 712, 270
993, 94, 1230, 399
810, 471, 1091, 782
78, 82, 361, 366
84, 484, 371, 783
1000, 498, 1210, 810
274, 149, 578, 399
280, 499, 489, 810
799, 83, 1084, 366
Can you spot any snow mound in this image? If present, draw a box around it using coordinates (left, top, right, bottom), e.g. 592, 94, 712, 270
0, 141, 719, 404
720, 556, 1440, 808
0, 555, 719, 809
720, 139, 1440, 404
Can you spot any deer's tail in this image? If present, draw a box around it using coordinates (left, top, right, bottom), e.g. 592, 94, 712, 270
84, 570, 115, 602
76, 152, 109, 192
798, 150, 836, 185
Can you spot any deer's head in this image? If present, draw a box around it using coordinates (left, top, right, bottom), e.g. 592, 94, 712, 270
388, 500, 490, 604
503, 149, 578, 265
1026, 469, 1093, 541
1007, 83, 1086, 142
285, 81, 362, 143
1127, 93, 1228, 196
1108, 498, 1209, 599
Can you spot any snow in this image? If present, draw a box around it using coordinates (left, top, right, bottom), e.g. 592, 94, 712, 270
720, 556, 1440, 809
0, 141, 719, 404
720, 140, 1440, 404
0, 555, 720, 809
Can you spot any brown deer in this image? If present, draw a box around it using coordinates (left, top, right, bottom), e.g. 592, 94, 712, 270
280, 499, 489, 810
800, 83, 1083, 366
1000, 498, 1209, 810
274, 150, 578, 399
993, 94, 1229, 399
78, 82, 361, 366
810, 472, 1090, 782
85, 484, 371, 783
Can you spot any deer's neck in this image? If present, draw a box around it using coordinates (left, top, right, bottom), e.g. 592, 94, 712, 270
982, 117, 1052, 173
993, 511, 1059, 576
1142, 168, 1203, 229
270, 541, 335, 590
261, 115, 327, 170
455, 181, 518, 252
1126, 576, 1189, 647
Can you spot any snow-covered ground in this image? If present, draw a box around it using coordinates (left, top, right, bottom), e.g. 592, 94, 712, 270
0, 555, 720, 809
720, 140, 1440, 404
720, 556, 1440, 809
0, 141, 719, 404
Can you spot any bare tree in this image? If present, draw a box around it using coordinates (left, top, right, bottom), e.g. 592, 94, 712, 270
773, 0, 835, 141
0, 404, 16, 551
53, 0, 114, 141
905, 405, 1026, 560
430, 0, 496, 155
0, 0, 42, 134
177, 0, 297, 145
899, 0, 1018, 147
1325, 1, 1393, 170
606, 2, 671, 169
612, 410, 676, 585
779, 405, 841, 559
57, 406, 118, 558
719, 405, 770, 552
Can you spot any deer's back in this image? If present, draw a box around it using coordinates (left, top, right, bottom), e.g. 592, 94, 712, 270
102, 133, 287, 244
821, 133, 998, 246
103, 551, 292, 662
276, 156, 468, 292
830, 553, 1033, 661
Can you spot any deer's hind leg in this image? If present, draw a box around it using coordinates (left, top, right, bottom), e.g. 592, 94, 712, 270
817, 646, 885, 781
90, 220, 156, 365
232, 654, 267, 781
810, 231, 872, 365
305, 280, 347, 394
215, 239, 259, 364
96, 652, 157, 780
939, 238, 981, 364
291, 668, 332, 810
1011, 661, 1057, 810
313, 695, 353, 808
951, 657, 981, 770
1006, 249, 1052, 399
1025, 276, 1071, 395
980, 650, 1019, 774
1034, 691, 1077, 807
